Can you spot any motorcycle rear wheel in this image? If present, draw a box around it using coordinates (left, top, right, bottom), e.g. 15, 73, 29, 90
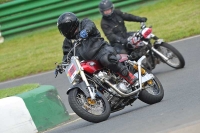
157, 42, 185, 69
68, 88, 111, 123
138, 74, 164, 104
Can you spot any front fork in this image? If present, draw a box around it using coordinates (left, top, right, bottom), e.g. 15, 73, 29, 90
74, 57, 96, 100
151, 47, 169, 61
147, 34, 170, 62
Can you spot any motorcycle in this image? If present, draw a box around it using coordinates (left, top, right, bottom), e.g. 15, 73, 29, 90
55, 38, 164, 123
127, 22, 185, 71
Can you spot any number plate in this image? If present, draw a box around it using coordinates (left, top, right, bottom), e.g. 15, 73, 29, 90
66, 59, 79, 83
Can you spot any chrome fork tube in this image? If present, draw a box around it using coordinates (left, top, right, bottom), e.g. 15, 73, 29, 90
143, 40, 168, 61
151, 47, 168, 61
137, 56, 146, 91
74, 57, 96, 100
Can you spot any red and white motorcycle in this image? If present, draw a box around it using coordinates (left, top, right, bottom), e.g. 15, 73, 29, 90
55, 38, 164, 123
127, 22, 185, 71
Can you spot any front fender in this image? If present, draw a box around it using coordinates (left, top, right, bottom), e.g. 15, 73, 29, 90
154, 39, 164, 48
66, 81, 90, 97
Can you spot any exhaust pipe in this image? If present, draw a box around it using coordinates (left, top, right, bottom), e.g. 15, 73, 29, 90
103, 79, 141, 97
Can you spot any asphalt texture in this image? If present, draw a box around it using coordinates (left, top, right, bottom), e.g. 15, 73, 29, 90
1, 35, 200, 133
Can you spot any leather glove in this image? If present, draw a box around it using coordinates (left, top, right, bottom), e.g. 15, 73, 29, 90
55, 62, 64, 78
55, 67, 63, 74
80, 29, 88, 38
120, 37, 128, 45
126, 43, 135, 50
54, 64, 64, 77
140, 17, 147, 22
54, 69, 58, 78
129, 51, 139, 60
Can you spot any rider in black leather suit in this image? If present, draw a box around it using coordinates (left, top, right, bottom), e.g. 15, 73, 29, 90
57, 12, 137, 85
99, 0, 147, 54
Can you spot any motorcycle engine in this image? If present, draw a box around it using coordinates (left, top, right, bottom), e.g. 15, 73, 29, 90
96, 71, 131, 93
117, 82, 129, 93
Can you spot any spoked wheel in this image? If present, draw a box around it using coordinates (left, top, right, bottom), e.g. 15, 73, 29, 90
139, 74, 164, 104
156, 42, 185, 69
68, 88, 111, 123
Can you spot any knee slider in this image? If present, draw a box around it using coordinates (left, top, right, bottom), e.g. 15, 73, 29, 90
108, 54, 118, 63
99, 54, 111, 67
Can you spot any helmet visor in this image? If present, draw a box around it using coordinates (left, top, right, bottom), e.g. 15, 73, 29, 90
58, 20, 79, 39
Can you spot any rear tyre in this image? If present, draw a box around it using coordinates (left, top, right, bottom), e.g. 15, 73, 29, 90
68, 88, 111, 123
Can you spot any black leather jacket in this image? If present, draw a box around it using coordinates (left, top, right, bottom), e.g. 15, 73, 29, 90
101, 9, 145, 44
62, 18, 107, 62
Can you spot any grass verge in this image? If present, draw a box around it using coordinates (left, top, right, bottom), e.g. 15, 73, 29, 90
0, 0, 200, 82
0, 84, 40, 99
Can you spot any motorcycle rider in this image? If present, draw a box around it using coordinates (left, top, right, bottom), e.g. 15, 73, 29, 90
56, 12, 137, 85
99, 0, 147, 54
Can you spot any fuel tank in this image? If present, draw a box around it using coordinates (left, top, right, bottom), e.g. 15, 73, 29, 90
81, 60, 103, 74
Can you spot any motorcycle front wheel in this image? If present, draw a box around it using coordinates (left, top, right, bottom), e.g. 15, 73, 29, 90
138, 74, 164, 104
68, 88, 111, 123
156, 42, 185, 69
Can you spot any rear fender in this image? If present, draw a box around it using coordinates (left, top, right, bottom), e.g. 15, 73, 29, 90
66, 81, 90, 97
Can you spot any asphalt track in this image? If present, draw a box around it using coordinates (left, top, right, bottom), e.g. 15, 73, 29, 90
0, 35, 200, 133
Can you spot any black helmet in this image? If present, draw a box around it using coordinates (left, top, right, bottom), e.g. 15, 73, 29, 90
57, 12, 79, 39
99, 0, 114, 17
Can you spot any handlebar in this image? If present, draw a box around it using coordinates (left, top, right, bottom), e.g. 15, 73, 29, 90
55, 38, 83, 78
136, 22, 151, 36
54, 62, 70, 78
140, 22, 152, 29
73, 38, 83, 45
65, 38, 83, 63
140, 22, 146, 29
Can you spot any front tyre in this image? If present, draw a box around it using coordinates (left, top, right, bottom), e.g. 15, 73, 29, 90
156, 42, 185, 69
139, 74, 164, 104
68, 88, 111, 123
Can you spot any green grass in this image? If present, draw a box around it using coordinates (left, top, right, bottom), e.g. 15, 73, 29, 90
125, 0, 200, 41
0, 0, 200, 82
0, 84, 40, 99
0, 0, 12, 4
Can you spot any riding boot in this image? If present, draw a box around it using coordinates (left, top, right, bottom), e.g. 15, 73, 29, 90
123, 72, 137, 85
118, 70, 138, 85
